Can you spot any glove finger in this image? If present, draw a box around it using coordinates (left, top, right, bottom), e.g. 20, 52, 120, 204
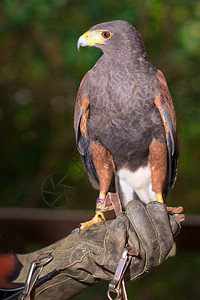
126, 200, 161, 269
95, 214, 128, 273
146, 201, 174, 264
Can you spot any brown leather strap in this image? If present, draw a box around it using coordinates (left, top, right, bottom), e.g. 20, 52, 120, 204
102, 193, 122, 216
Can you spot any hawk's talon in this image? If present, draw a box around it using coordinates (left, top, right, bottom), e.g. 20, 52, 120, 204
98, 214, 105, 223
76, 211, 106, 231
77, 224, 82, 233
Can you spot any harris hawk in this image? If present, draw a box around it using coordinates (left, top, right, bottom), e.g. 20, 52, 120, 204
75, 20, 179, 230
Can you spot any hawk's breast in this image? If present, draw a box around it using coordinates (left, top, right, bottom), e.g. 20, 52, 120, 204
88, 65, 165, 170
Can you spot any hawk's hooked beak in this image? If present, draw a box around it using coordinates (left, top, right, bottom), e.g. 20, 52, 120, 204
77, 33, 88, 50
77, 30, 105, 50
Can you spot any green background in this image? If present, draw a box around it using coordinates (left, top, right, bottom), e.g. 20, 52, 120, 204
0, 0, 200, 299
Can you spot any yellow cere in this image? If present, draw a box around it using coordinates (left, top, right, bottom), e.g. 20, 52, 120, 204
83, 30, 111, 46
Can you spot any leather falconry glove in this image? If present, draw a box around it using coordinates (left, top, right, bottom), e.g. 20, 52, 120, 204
0, 199, 183, 300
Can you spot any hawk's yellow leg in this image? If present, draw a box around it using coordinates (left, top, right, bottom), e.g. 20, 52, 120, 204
156, 193, 164, 203
78, 192, 106, 231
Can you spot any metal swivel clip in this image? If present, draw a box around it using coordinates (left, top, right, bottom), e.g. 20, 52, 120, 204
107, 246, 131, 300
18, 253, 53, 300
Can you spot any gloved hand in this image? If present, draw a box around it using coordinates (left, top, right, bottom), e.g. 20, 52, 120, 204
0, 200, 183, 300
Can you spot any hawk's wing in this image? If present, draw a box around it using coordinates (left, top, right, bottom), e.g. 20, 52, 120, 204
74, 74, 99, 189
155, 70, 179, 194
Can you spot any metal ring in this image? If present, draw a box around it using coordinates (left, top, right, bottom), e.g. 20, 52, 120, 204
107, 288, 120, 300
36, 253, 53, 267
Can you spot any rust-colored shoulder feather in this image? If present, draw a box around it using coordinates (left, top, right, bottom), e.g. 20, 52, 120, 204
74, 73, 99, 189
155, 70, 179, 190
74, 75, 90, 154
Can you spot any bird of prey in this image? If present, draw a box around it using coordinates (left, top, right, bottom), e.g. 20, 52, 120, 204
75, 20, 179, 230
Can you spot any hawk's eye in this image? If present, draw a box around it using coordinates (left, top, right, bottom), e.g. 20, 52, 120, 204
101, 31, 111, 39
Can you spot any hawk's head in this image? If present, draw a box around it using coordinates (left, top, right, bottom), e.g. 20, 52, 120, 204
77, 20, 145, 55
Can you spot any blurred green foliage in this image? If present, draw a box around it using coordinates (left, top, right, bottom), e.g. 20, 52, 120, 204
1, 0, 200, 212
0, 0, 200, 299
